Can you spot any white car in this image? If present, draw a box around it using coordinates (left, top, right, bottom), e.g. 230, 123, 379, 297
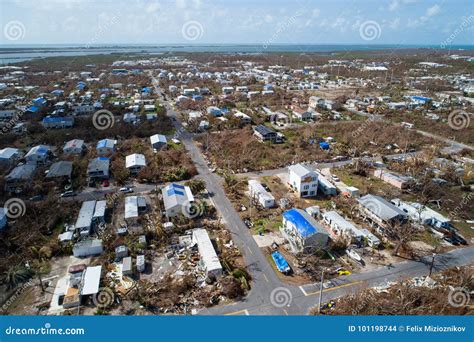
331, 175, 340, 182
60, 190, 75, 197
119, 187, 133, 193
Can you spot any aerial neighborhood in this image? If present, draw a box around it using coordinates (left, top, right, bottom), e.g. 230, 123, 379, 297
0, 49, 472, 316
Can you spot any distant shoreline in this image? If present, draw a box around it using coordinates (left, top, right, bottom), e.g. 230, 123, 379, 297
1, 44, 473, 65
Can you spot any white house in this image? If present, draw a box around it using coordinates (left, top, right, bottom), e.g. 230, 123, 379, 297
280, 208, 329, 254
192, 228, 223, 278
124, 195, 147, 221
248, 180, 275, 208
25, 145, 52, 165
391, 199, 451, 229
162, 183, 194, 217
125, 153, 146, 174
292, 107, 312, 121
288, 164, 318, 197
63, 139, 85, 155
0, 147, 21, 167
316, 171, 337, 196
150, 134, 167, 150
96, 139, 117, 156
322, 211, 365, 243
73, 239, 103, 257
233, 110, 252, 124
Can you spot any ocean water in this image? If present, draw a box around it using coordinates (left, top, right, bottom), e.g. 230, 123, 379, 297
0, 44, 473, 65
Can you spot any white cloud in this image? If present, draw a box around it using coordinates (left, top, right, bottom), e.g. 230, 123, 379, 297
426, 4, 441, 17
389, 0, 399, 12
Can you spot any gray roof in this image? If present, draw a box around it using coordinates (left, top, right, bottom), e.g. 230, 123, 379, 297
46, 161, 73, 178
0, 148, 20, 160
87, 158, 110, 173
358, 194, 408, 221
6, 164, 36, 181
75, 200, 97, 229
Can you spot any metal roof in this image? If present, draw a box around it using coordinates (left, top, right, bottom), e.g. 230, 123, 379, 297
75, 200, 96, 229
81, 266, 102, 295
46, 161, 72, 178
162, 183, 194, 211
358, 194, 408, 221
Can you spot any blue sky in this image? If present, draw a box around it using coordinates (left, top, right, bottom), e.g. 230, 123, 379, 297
0, 0, 473, 45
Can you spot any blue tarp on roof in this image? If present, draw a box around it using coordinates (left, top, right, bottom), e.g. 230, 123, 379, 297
97, 157, 109, 161
411, 96, 432, 103
27, 106, 40, 113
271, 251, 290, 273
32, 97, 46, 106
166, 183, 185, 197
283, 208, 318, 238
42, 117, 72, 123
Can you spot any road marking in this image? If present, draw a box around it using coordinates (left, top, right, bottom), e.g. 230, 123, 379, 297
299, 285, 308, 296
303, 281, 363, 296
247, 246, 253, 255
225, 309, 249, 316
263, 273, 269, 282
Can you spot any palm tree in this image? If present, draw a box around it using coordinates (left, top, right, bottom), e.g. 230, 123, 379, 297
4, 265, 33, 290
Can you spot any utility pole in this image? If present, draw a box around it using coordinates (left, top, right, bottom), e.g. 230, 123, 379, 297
429, 252, 436, 276
317, 269, 325, 314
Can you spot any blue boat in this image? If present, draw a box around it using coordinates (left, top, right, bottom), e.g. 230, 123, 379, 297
271, 251, 291, 274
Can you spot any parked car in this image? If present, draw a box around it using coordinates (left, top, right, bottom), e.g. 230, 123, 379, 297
60, 191, 75, 197
102, 179, 109, 187
29, 195, 43, 202
119, 187, 133, 193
